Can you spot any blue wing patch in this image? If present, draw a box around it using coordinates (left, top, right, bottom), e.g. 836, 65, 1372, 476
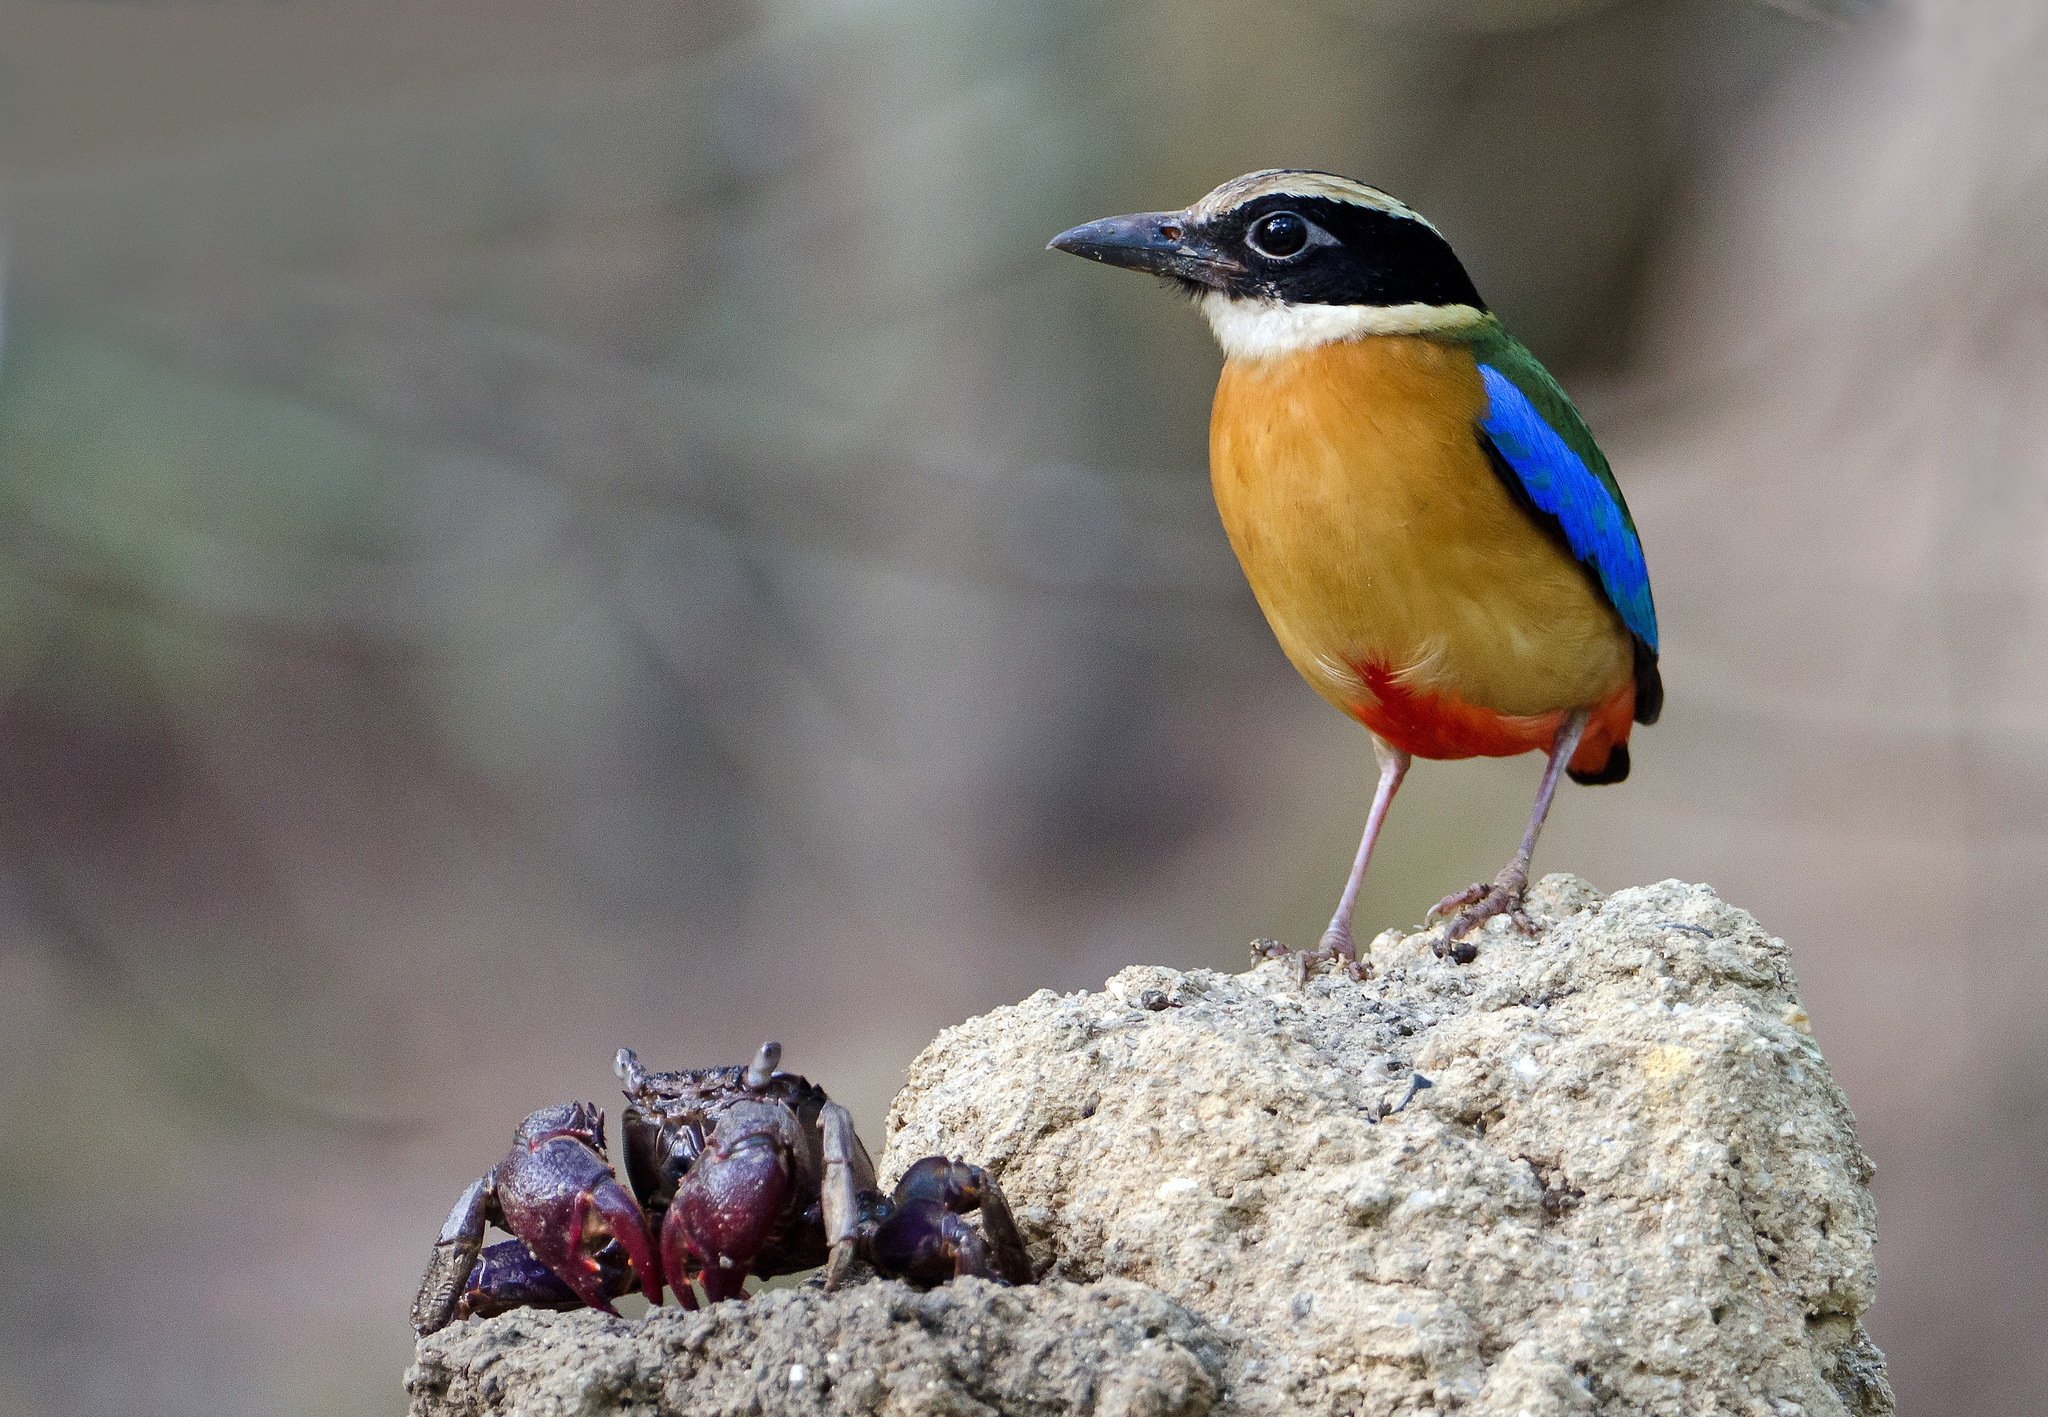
1476, 364, 1657, 651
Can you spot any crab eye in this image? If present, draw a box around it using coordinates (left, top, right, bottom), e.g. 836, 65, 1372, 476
1246, 211, 1311, 260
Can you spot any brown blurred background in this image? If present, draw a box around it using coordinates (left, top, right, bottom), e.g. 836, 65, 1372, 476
0, 0, 2035, 1411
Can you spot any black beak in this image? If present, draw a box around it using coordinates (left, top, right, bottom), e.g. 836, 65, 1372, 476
1047, 210, 1242, 290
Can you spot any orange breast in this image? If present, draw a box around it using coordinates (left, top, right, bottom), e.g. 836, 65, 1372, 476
1209, 335, 1637, 764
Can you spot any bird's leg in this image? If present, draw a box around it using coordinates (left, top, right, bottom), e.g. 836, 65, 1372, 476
1291, 737, 1410, 981
1432, 709, 1590, 964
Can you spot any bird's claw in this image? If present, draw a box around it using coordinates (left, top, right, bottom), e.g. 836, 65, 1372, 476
1427, 880, 1489, 922
1431, 864, 1533, 963
1259, 929, 1372, 985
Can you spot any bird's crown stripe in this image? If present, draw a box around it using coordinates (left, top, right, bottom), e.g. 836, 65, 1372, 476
1190, 170, 1436, 230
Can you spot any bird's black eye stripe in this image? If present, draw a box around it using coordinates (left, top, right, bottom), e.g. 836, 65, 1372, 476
1200, 195, 1484, 309
1246, 211, 1310, 260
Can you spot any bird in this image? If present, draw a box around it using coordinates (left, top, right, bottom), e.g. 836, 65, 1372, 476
1049, 170, 1659, 967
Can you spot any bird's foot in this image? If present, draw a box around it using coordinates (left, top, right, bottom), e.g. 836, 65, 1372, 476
1255, 928, 1371, 984
1428, 862, 1534, 964
1428, 879, 1489, 921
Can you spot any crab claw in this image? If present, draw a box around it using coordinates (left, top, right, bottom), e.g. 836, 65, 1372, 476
493, 1102, 664, 1314
664, 1098, 802, 1303
585, 1169, 667, 1307
881, 1157, 1035, 1287
458, 1237, 639, 1320
870, 1197, 991, 1284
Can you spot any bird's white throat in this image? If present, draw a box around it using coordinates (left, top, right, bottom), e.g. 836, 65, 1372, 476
1200, 294, 1489, 360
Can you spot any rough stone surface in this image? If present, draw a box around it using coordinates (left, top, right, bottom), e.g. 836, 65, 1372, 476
407, 1277, 1235, 1416
408, 878, 1891, 1417
887, 877, 1889, 1417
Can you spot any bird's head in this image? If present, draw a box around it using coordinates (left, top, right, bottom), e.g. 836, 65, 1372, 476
1049, 169, 1490, 359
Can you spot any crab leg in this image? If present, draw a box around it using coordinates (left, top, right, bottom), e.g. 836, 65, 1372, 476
821, 1102, 878, 1292
411, 1175, 494, 1335
967, 1175, 1031, 1286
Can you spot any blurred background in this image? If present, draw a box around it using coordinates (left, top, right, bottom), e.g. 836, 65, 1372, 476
0, 0, 2035, 1410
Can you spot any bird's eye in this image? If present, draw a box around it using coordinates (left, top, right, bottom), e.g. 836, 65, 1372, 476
1246, 211, 1311, 260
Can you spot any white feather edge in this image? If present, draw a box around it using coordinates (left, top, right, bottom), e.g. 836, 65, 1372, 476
1200, 294, 1489, 360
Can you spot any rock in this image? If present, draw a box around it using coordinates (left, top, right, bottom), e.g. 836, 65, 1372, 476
407, 877, 1891, 1417
406, 1276, 1236, 1416
884, 877, 1890, 1417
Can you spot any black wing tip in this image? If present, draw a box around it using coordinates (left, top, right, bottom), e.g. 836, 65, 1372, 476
1568, 741, 1630, 787
1632, 638, 1663, 726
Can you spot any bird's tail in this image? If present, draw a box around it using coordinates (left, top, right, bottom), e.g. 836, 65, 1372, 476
1565, 682, 1641, 785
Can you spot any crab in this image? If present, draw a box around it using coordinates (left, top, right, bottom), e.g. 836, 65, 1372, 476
411, 1042, 1032, 1335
